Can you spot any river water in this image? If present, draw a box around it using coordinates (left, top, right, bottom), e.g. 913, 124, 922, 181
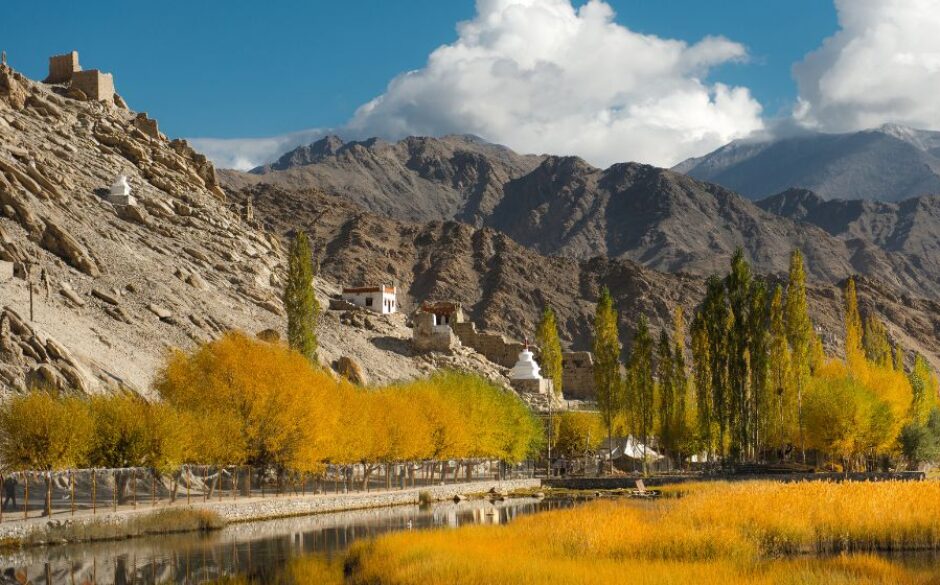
0, 497, 569, 584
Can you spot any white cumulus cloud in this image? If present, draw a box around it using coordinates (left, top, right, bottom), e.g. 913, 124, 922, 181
794, 0, 940, 132
188, 128, 327, 171
345, 0, 763, 168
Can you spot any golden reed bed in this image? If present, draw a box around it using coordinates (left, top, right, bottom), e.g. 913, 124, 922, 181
343, 481, 940, 585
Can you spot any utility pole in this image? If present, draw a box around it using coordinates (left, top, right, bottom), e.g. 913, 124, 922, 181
24, 261, 34, 321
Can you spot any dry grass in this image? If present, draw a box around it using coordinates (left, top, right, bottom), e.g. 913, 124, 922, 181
22, 507, 225, 546
345, 481, 940, 585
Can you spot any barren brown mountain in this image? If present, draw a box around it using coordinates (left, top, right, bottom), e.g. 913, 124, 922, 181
222, 137, 940, 298
231, 184, 940, 368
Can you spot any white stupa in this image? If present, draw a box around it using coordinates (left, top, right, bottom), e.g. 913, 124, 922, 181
107, 174, 136, 206
509, 339, 542, 380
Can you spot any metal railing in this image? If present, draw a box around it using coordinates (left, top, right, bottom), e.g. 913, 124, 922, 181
0, 460, 537, 521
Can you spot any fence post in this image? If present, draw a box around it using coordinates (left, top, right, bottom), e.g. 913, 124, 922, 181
133, 469, 137, 509
233, 467, 237, 501
112, 470, 117, 512
70, 470, 75, 516
151, 469, 156, 507
92, 470, 96, 515
186, 466, 191, 505
203, 467, 208, 502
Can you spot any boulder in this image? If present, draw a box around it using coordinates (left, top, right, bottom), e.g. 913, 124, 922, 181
91, 288, 120, 305
256, 329, 280, 343
40, 221, 99, 276
59, 284, 86, 307
334, 356, 368, 386
147, 303, 172, 320
116, 203, 148, 225
0, 66, 26, 110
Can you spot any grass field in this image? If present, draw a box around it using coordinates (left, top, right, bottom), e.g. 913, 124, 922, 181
344, 481, 940, 585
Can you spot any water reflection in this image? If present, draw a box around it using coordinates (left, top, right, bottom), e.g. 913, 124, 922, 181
0, 497, 569, 584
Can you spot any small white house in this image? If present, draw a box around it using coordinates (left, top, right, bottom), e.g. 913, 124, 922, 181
341, 285, 398, 314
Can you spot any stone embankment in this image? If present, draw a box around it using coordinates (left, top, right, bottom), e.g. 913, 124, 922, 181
0, 478, 539, 544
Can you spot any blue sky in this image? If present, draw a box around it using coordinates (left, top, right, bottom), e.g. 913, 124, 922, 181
3, 0, 835, 138
6, 1, 935, 170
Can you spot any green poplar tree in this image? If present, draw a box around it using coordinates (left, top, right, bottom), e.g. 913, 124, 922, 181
725, 249, 753, 462
629, 316, 655, 475
672, 308, 691, 466
785, 250, 812, 463
691, 313, 714, 458
283, 231, 320, 362
768, 285, 793, 455
656, 329, 676, 467
592, 287, 622, 472
702, 275, 730, 459
536, 306, 564, 396
747, 280, 770, 460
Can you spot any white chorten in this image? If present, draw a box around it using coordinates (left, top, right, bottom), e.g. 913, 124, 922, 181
509, 340, 542, 380
107, 175, 136, 206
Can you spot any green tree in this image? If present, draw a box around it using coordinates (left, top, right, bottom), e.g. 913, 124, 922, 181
592, 287, 622, 473
628, 316, 655, 475
785, 250, 813, 463
767, 285, 793, 454
844, 277, 864, 370
725, 249, 753, 461
748, 280, 770, 460
672, 308, 692, 462
690, 313, 714, 458
863, 316, 892, 368
701, 275, 730, 459
656, 329, 676, 466
909, 354, 939, 423
535, 306, 564, 396
284, 231, 320, 362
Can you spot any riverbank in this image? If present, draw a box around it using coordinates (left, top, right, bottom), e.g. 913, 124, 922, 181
0, 478, 539, 547
543, 471, 926, 490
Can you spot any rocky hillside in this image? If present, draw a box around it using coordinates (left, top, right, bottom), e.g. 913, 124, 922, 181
220, 135, 544, 225
0, 63, 513, 396
232, 184, 940, 369
674, 124, 940, 202
222, 141, 940, 298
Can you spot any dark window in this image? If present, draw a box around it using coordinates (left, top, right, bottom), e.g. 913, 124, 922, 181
366, 297, 374, 307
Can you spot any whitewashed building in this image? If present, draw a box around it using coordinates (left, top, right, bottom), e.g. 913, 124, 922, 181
107, 175, 137, 206
341, 285, 398, 314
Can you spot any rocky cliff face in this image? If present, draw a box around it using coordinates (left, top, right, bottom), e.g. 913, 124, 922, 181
0, 64, 282, 395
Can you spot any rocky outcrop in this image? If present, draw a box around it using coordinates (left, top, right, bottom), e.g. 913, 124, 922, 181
40, 221, 99, 276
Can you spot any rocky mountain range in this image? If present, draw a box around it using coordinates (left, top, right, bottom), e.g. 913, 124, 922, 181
221, 135, 940, 299
674, 124, 940, 202
231, 183, 940, 369
221, 134, 544, 225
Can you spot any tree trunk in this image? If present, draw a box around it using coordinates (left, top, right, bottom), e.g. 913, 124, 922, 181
43, 474, 52, 517
116, 471, 131, 505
